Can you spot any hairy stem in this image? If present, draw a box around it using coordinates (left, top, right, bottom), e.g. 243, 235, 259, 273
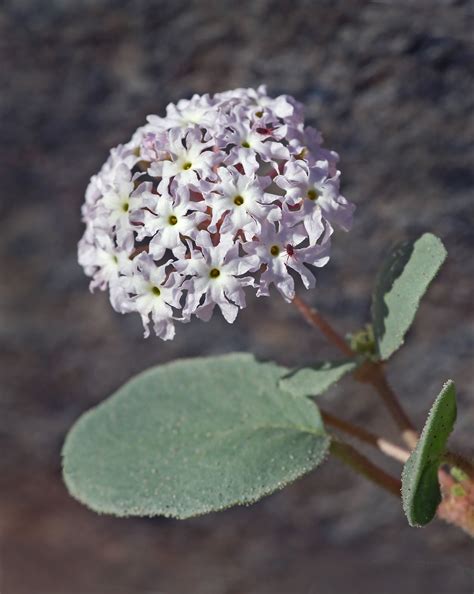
292, 296, 418, 448
324, 408, 474, 476
321, 410, 410, 463
330, 439, 402, 497
292, 296, 353, 357
293, 295, 474, 522
356, 361, 419, 449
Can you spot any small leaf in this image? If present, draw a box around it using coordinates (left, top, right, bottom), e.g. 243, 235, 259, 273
279, 361, 356, 398
372, 233, 447, 360
62, 353, 330, 519
401, 380, 457, 527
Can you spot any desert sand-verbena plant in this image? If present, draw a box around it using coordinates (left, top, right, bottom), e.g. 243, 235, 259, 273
63, 88, 473, 537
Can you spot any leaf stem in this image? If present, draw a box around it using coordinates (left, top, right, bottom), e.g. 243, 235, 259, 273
292, 296, 353, 357
292, 296, 474, 482
291, 298, 474, 532
292, 296, 418, 449
330, 439, 402, 497
321, 410, 410, 463
356, 361, 419, 449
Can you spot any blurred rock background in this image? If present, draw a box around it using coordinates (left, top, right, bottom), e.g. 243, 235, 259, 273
1, 0, 473, 592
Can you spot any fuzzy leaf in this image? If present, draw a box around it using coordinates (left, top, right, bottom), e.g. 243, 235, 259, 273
62, 353, 330, 519
279, 361, 356, 398
372, 233, 447, 360
401, 381, 457, 527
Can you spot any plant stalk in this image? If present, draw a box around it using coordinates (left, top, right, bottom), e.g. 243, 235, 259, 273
356, 361, 419, 449
292, 296, 418, 448
330, 439, 401, 497
293, 295, 474, 534
292, 296, 353, 357
321, 410, 410, 463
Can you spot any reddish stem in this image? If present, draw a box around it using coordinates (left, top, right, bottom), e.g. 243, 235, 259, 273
292, 296, 353, 357
330, 440, 402, 497
321, 410, 410, 463
356, 361, 419, 450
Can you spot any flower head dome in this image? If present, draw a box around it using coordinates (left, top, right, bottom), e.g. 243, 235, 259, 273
78, 86, 355, 339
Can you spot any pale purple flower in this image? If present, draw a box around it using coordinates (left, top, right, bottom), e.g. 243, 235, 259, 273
207, 166, 278, 238
244, 221, 331, 301
148, 127, 219, 183
78, 230, 133, 292
162, 94, 219, 129
119, 253, 183, 340
176, 232, 258, 323
78, 87, 354, 339
136, 183, 208, 259
275, 160, 355, 232
224, 109, 289, 171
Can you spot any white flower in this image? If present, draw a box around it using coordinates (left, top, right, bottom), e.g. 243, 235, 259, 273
149, 127, 219, 183
79, 230, 133, 292
244, 221, 331, 301
207, 166, 278, 238
223, 109, 289, 172
176, 232, 258, 323
243, 222, 301, 301
162, 94, 218, 129
275, 160, 355, 232
119, 253, 182, 339
97, 165, 140, 246
78, 87, 355, 339
136, 182, 208, 259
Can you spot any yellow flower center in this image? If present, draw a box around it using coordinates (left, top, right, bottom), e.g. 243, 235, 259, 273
295, 147, 308, 160
209, 268, 221, 279
151, 286, 161, 296
270, 245, 280, 256
233, 195, 244, 206
168, 215, 178, 225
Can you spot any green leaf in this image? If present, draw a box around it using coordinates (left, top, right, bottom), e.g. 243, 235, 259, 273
372, 233, 447, 360
62, 353, 330, 519
401, 380, 457, 527
279, 361, 356, 398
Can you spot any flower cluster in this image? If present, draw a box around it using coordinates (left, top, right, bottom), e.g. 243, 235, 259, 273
78, 86, 355, 339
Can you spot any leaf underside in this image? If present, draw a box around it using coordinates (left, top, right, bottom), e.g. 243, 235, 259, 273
401, 381, 457, 527
372, 233, 447, 361
63, 353, 330, 519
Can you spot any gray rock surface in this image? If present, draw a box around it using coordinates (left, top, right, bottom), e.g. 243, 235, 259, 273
1, 1, 473, 592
